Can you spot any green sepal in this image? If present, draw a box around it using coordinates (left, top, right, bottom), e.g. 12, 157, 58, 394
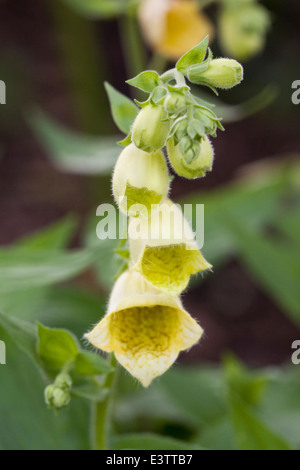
150, 86, 168, 105
176, 36, 209, 74
126, 70, 161, 93
118, 133, 132, 146
104, 82, 139, 134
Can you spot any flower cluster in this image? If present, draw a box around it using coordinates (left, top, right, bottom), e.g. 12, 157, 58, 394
86, 37, 243, 386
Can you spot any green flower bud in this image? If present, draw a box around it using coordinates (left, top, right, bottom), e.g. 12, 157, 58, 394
52, 388, 70, 409
112, 143, 169, 217
167, 136, 214, 179
44, 384, 56, 407
189, 58, 243, 89
132, 103, 171, 152
219, 5, 270, 61
164, 92, 187, 115
54, 373, 72, 391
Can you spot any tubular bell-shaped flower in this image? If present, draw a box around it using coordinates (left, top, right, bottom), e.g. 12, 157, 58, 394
129, 199, 212, 296
132, 103, 171, 153
85, 270, 203, 387
112, 143, 169, 217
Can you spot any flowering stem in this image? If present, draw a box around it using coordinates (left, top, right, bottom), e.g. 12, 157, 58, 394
90, 354, 118, 450
161, 69, 186, 87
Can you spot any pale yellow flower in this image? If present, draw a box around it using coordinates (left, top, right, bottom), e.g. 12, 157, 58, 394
85, 270, 203, 387
112, 143, 169, 217
129, 198, 212, 295
138, 0, 214, 61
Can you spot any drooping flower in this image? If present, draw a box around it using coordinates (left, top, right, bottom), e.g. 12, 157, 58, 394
187, 58, 244, 90
85, 270, 203, 387
132, 103, 171, 153
167, 135, 214, 179
129, 198, 212, 296
218, 3, 270, 61
112, 143, 169, 217
138, 0, 214, 61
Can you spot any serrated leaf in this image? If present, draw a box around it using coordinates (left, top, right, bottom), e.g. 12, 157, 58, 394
74, 350, 113, 376
176, 36, 209, 74
126, 71, 160, 93
37, 322, 79, 373
27, 109, 119, 175
113, 433, 205, 450
104, 82, 139, 134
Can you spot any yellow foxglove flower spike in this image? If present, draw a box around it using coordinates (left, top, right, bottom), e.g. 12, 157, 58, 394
129, 199, 212, 296
85, 270, 203, 387
112, 143, 169, 217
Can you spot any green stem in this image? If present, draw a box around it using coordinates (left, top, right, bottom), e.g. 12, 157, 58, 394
91, 354, 118, 450
49, 0, 112, 135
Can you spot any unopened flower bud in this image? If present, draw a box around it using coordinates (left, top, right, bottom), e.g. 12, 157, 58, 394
52, 388, 70, 409
189, 58, 243, 89
44, 384, 56, 407
164, 92, 187, 115
54, 373, 72, 391
219, 5, 270, 61
179, 138, 200, 164
167, 136, 214, 179
112, 143, 169, 217
132, 103, 171, 153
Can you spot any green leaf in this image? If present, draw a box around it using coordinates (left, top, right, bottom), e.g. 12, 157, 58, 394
126, 71, 161, 93
0, 311, 38, 364
0, 248, 94, 294
0, 334, 89, 450
176, 36, 209, 74
27, 109, 119, 175
17, 215, 77, 250
61, 0, 127, 19
229, 394, 291, 450
223, 354, 267, 407
84, 209, 126, 290
223, 215, 300, 324
159, 367, 226, 427
104, 82, 139, 134
74, 350, 113, 376
181, 160, 296, 268
224, 355, 292, 450
38, 286, 105, 338
113, 433, 205, 450
0, 217, 80, 321
37, 322, 79, 373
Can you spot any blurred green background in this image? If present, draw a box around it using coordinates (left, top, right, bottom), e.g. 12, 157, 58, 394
0, 0, 299, 450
